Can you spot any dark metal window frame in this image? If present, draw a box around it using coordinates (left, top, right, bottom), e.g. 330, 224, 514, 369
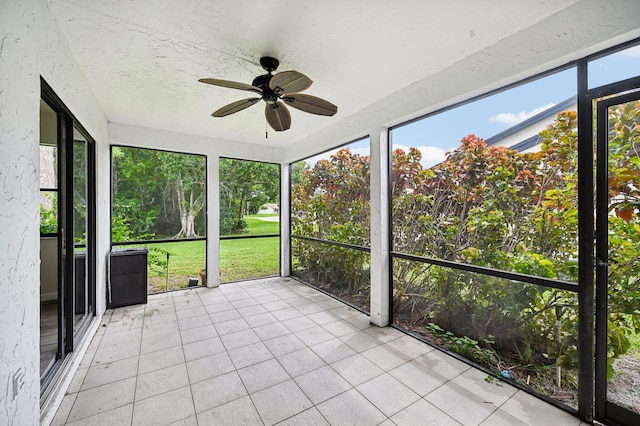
288, 135, 372, 251
39, 140, 59, 238
109, 145, 209, 246
385, 37, 640, 423
218, 156, 281, 281
592, 83, 640, 426
109, 145, 209, 294
288, 137, 372, 311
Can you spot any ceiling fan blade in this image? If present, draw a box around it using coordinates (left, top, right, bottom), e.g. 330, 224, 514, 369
283, 94, 338, 116
269, 71, 313, 94
199, 78, 262, 94
265, 102, 291, 131
212, 97, 261, 117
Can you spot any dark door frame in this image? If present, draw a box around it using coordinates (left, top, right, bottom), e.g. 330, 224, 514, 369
40, 78, 97, 399
593, 88, 640, 425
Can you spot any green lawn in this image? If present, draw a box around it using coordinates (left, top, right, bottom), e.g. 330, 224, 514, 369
146, 240, 206, 275
220, 213, 280, 281
223, 214, 279, 236
126, 214, 280, 292
220, 237, 279, 282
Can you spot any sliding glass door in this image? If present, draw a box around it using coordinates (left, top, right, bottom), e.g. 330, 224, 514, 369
40, 81, 96, 396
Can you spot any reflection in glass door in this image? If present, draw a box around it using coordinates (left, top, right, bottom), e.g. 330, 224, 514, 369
73, 128, 90, 333
595, 91, 640, 424
39, 99, 60, 379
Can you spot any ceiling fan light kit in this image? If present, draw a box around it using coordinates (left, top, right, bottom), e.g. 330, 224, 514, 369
199, 56, 337, 132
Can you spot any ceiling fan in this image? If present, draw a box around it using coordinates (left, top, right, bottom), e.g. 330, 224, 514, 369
199, 56, 337, 132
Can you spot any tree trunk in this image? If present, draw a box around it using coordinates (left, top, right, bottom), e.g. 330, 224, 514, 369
174, 172, 189, 239
239, 189, 247, 220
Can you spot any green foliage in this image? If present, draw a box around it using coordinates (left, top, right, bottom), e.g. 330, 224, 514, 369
220, 216, 247, 235
147, 246, 169, 276
391, 103, 640, 384
39, 193, 58, 234
291, 101, 640, 390
290, 160, 309, 187
219, 159, 280, 234
111, 147, 206, 240
427, 323, 496, 365
111, 216, 133, 242
291, 148, 371, 304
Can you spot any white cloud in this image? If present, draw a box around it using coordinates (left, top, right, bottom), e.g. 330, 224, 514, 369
304, 144, 449, 169
618, 45, 640, 58
304, 146, 370, 167
489, 103, 555, 126
393, 144, 449, 168
304, 152, 330, 166
350, 146, 370, 157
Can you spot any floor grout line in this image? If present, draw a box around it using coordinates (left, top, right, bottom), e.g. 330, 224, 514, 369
55, 277, 582, 425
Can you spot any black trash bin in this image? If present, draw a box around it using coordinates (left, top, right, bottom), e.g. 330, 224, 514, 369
108, 248, 148, 308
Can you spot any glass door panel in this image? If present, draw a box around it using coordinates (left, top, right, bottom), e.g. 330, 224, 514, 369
39, 100, 60, 379
73, 128, 89, 331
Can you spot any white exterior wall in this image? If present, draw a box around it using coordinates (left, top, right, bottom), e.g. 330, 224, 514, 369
280, 164, 291, 277
0, 2, 41, 421
207, 155, 221, 288
369, 129, 390, 327
0, 0, 108, 424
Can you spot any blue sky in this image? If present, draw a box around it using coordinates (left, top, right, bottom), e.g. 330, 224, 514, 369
304, 44, 640, 168
391, 68, 576, 166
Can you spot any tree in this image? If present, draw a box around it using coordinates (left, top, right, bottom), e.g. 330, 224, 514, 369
291, 148, 370, 293
392, 106, 639, 381
157, 151, 206, 239
219, 159, 280, 234
112, 147, 165, 239
290, 103, 640, 390
290, 160, 308, 187
111, 147, 206, 241
391, 135, 567, 358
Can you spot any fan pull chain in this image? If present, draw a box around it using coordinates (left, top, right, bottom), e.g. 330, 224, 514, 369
265, 120, 268, 139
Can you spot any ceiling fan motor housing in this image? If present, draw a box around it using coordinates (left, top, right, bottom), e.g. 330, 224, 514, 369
254, 57, 284, 103
252, 74, 278, 104
259, 56, 279, 73
252, 73, 272, 90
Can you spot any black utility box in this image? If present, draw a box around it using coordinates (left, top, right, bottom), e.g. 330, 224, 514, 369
108, 248, 148, 308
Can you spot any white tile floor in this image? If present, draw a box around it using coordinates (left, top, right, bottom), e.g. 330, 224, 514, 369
50, 277, 587, 426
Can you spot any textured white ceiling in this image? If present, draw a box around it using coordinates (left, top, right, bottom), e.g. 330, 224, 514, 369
49, 0, 627, 149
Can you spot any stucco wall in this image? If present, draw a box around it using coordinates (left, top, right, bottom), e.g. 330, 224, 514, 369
0, 1, 41, 421
0, 0, 109, 424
